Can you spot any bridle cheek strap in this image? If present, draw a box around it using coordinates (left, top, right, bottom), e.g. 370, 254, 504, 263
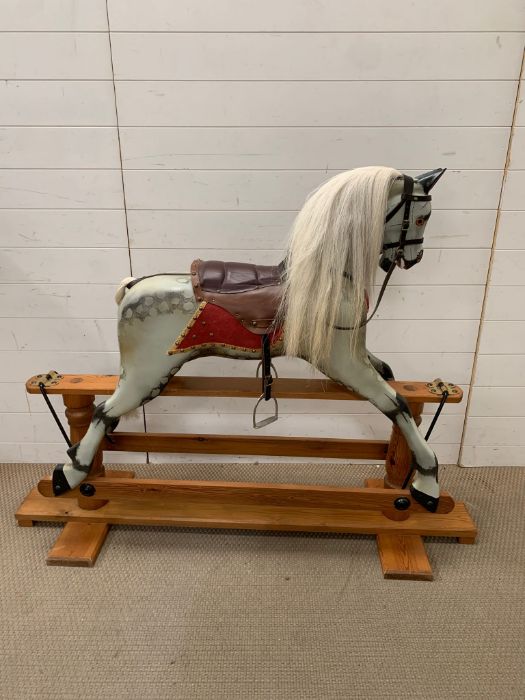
335, 174, 429, 331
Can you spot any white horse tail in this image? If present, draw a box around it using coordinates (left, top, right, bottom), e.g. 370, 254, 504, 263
115, 277, 136, 304
278, 166, 401, 369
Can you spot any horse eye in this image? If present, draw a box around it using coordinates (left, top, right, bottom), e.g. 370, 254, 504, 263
415, 217, 425, 226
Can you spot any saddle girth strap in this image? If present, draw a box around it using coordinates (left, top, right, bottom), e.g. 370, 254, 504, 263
261, 333, 273, 401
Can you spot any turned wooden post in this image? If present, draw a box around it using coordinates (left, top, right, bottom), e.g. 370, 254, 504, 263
384, 401, 423, 489
63, 394, 104, 477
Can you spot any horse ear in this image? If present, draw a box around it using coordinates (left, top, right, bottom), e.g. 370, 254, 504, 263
415, 168, 446, 193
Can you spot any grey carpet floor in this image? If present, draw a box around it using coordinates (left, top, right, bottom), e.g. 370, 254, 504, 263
1, 462, 524, 700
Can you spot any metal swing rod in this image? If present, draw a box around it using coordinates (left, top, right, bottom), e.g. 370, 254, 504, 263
38, 382, 72, 448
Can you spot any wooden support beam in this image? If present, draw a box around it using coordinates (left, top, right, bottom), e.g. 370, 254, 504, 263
36, 474, 456, 515
103, 431, 389, 460
26, 374, 463, 404
366, 478, 436, 580
16, 485, 477, 543
47, 523, 109, 567
376, 533, 433, 581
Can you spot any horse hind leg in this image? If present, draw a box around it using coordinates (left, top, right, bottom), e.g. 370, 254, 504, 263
52, 359, 188, 495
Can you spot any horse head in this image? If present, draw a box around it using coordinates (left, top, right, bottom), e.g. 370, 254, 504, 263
380, 168, 446, 272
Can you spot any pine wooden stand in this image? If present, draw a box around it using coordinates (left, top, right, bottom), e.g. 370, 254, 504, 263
17, 374, 477, 578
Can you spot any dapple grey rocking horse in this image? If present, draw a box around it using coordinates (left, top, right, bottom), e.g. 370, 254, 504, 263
53, 166, 445, 512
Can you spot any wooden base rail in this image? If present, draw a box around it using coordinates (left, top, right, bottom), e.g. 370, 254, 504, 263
16, 373, 476, 579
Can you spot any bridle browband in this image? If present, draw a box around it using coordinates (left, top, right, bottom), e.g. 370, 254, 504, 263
335, 174, 431, 330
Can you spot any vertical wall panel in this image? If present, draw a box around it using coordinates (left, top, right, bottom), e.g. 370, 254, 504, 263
0, 11, 132, 463
461, 67, 525, 467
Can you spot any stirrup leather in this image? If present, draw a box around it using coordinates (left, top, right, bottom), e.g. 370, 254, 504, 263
253, 334, 279, 429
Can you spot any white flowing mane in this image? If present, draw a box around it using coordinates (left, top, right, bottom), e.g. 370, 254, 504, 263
278, 166, 401, 369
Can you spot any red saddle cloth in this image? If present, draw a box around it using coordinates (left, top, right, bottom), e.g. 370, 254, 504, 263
169, 302, 282, 355
168, 259, 284, 355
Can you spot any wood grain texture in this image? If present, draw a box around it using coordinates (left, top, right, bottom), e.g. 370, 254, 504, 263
15, 484, 477, 539
376, 533, 433, 581
46, 522, 109, 567
104, 432, 389, 460
36, 474, 456, 515
26, 374, 463, 403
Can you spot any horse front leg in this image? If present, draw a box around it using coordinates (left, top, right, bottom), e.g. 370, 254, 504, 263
325, 335, 440, 512
367, 350, 395, 381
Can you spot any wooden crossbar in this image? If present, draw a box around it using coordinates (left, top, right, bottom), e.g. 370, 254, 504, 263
26, 373, 463, 404
104, 432, 389, 460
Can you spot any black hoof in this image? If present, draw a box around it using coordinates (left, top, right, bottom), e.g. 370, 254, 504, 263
410, 485, 439, 513
52, 464, 71, 496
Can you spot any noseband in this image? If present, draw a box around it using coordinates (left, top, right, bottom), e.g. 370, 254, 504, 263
336, 174, 431, 331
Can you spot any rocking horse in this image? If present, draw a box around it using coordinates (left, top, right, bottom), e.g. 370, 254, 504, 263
18, 166, 477, 577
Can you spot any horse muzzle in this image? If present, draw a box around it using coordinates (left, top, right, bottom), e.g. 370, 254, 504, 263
379, 249, 424, 273
402, 249, 424, 269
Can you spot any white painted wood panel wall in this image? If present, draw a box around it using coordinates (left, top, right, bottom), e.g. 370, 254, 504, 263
0, 1, 523, 467
461, 71, 525, 468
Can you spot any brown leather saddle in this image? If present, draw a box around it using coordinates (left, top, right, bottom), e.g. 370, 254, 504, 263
191, 258, 285, 335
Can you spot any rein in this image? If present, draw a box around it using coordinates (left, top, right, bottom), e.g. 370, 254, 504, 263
335, 174, 430, 331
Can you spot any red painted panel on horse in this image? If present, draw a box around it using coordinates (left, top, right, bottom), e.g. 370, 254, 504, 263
173, 302, 282, 353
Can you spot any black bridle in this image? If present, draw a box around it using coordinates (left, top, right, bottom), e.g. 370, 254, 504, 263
382, 174, 430, 260
336, 174, 431, 330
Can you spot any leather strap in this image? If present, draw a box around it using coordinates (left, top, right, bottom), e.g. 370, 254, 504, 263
261, 333, 273, 400
335, 174, 429, 331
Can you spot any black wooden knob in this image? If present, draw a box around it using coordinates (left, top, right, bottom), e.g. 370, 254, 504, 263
394, 497, 411, 511
80, 483, 96, 497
